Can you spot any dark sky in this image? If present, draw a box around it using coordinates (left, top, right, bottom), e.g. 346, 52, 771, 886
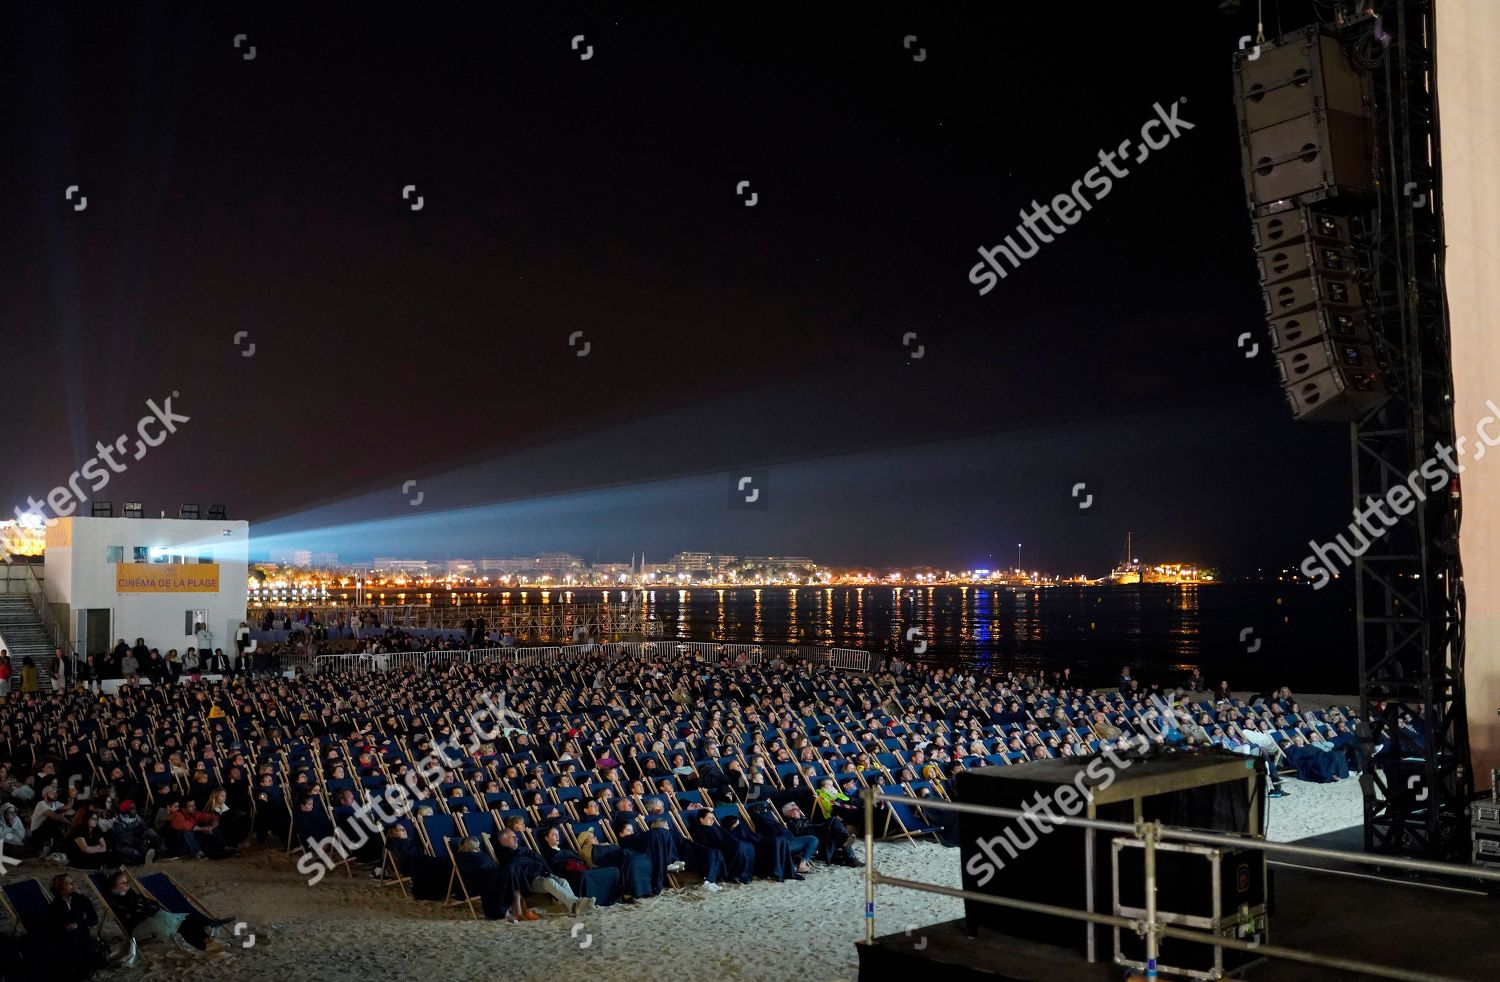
0, 1, 1350, 573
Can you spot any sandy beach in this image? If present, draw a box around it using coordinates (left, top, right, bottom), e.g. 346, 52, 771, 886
2, 775, 1364, 982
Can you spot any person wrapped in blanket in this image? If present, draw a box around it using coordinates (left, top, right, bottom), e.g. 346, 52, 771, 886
100, 869, 234, 955
719, 812, 802, 881
381, 824, 452, 900
1280, 733, 1351, 783
538, 824, 624, 905
487, 829, 593, 922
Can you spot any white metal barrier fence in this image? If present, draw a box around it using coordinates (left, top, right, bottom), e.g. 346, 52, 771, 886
311, 641, 877, 674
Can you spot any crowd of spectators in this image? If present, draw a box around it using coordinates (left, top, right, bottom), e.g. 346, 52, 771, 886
2, 641, 1369, 976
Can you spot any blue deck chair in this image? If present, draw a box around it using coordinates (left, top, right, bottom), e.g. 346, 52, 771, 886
444, 794, 479, 815
459, 811, 498, 839
420, 813, 459, 855
568, 818, 611, 847
1, 879, 53, 934
483, 791, 515, 810
441, 838, 482, 919
774, 762, 805, 787
133, 871, 217, 922
552, 785, 584, 804
497, 808, 531, 828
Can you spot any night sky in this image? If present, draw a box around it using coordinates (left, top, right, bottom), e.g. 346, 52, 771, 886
0, 1, 1350, 573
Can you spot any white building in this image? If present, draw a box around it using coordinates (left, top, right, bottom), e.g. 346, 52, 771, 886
371, 558, 431, 574
40, 515, 250, 658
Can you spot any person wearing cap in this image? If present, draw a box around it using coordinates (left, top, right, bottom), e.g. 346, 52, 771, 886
110, 798, 162, 865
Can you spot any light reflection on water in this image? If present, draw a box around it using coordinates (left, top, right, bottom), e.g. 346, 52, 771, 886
643, 582, 1348, 691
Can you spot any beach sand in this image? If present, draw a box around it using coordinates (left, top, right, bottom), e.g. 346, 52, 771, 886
4, 777, 1363, 982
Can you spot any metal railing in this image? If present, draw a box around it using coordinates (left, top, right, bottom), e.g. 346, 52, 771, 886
301, 640, 878, 675
18, 562, 71, 683
860, 789, 1500, 982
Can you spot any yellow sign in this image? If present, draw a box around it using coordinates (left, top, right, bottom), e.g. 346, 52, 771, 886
44, 518, 72, 549
115, 563, 221, 593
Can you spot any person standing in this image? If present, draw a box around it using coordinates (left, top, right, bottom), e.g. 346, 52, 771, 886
0, 651, 10, 697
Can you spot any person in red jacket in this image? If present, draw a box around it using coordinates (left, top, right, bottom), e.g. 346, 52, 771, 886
166, 798, 237, 859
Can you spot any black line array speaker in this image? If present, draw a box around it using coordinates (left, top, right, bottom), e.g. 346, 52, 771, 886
1251, 204, 1388, 421
1234, 27, 1376, 212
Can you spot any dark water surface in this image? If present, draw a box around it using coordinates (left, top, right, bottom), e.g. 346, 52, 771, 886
640, 582, 1355, 693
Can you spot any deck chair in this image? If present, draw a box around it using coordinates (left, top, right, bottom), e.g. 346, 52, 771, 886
419, 812, 459, 855
0, 878, 24, 938
0, 879, 54, 935
442, 838, 484, 919
879, 785, 942, 842
458, 811, 498, 840
129, 869, 228, 945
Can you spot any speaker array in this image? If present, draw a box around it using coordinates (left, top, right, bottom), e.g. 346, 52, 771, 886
1236, 29, 1388, 421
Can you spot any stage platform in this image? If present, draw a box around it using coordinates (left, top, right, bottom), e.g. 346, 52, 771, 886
860, 838, 1500, 980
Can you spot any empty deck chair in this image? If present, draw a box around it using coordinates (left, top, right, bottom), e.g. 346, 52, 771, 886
879, 785, 942, 842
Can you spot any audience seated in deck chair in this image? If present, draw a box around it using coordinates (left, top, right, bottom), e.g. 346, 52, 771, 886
538, 825, 623, 905
688, 810, 755, 885
614, 816, 696, 894
451, 836, 502, 915
749, 803, 817, 873
99, 869, 230, 955
490, 828, 592, 921
785, 800, 861, 868
721, 813, 801, 881
383, 825, 451, 900
1280, 734, 1350, 783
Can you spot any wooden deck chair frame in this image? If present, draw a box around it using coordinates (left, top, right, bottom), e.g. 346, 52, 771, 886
379, 840, 413, 898
126, 867, 220, 931
81, 870, 132, 944
0, 880, 28, 939
442, 837, 482, 919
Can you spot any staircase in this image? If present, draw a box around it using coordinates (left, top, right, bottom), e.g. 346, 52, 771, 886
0, 594, 56, 685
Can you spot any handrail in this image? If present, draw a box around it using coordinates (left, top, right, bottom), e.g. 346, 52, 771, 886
861, 788, 1497, 982
18, 561, 71, 674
